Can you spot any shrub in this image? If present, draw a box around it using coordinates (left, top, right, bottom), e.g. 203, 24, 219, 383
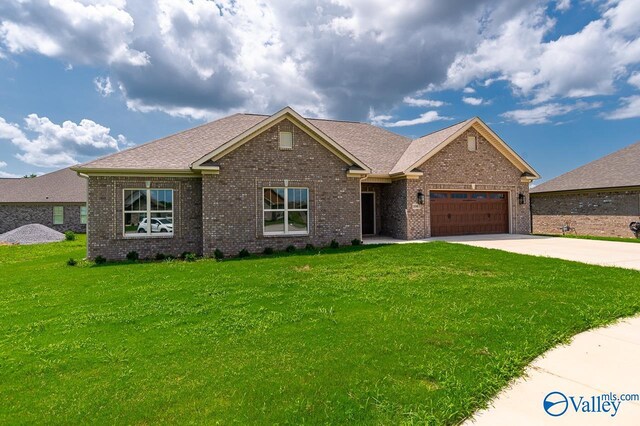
238, 248, 250, 258
126, 251, 139, 262
285, 245, 296, 253
66, 258, 77, 266
351, 239, 362, 246
180, 251, 191, 260
64, 231, 76, 241
214, 249, 224, 260
329, 239, 339, 249
305, 243, 315, 251
94, 255, 106, 265
184, 252, 197, 262
263, 247, 274, 255
155, 253, 166, 261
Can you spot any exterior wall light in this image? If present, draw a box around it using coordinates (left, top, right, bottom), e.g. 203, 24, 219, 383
518, 192, 526, 205
417, 191, 425, 205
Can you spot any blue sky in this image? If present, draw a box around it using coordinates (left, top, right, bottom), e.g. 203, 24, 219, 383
0, 0, 638, 183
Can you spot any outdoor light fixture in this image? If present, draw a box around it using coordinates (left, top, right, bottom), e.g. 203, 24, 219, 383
518, 192, 526, 205
417, 191, 425, 205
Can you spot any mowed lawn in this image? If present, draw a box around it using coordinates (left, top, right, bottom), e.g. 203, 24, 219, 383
1, 237, 640, 424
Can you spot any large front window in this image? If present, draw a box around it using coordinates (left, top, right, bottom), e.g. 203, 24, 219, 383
123, 189, 173, 236
263, 187, 308, 235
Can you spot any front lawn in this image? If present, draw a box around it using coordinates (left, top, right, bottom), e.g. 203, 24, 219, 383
534, 233, 640, 243
1, 236, 639, 424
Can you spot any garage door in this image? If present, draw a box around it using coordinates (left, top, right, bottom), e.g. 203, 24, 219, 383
430, 191, 509, 237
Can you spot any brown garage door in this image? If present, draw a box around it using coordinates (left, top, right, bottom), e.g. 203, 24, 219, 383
430, 191, 509, 236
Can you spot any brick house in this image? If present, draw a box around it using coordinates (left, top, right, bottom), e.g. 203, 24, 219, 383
531, 141, 640, 238
0, 167, 87, 234
72, 107, 539, 259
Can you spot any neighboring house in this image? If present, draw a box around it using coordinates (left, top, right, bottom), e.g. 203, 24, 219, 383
72, 107, 539, 259
531, 141, 640, 238
0, 167, 87, 234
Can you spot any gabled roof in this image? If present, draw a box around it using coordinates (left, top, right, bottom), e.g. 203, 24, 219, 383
532, 140, 640, 193
0, 167, 86, 203
73, 107, 538, 179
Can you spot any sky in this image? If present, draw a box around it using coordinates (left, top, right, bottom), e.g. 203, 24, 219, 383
0, 0, 639, 183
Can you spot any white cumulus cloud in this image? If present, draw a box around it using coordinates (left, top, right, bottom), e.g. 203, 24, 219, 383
372, 111, 451, 127
501, 101, 601, 125
94, 76, 114, 97
462, 97, 484, 106
402, 97, 445, 107
604, 96, 640, 120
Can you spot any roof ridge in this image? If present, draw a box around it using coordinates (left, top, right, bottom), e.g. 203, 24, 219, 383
412, 117, 474, 141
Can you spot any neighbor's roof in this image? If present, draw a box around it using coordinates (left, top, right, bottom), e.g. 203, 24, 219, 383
0, 167, 86, 203
531, 140, 640, 193
76, 109, 535, 177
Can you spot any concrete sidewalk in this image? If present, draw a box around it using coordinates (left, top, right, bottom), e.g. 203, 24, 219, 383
364, 234, 640, 270
465, 316, 640, 425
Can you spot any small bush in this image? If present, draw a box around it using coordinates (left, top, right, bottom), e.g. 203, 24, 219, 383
305, 243, 315, 251
180, 251, 191, 260
94, 255, 107, 265
263, 247, 274, 255
66, 258, 77, 266
184, 252, 197, 262
126, 251, 139, 262
238, 248, 250, 258
214, 249, 224, 260
285, 245, 296, 253
64, 231, 76, 241
155, 253, 166, 261
351, 239, 362, 246
329, 239, 339, 249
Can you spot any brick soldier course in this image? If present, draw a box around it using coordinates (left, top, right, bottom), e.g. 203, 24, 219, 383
73, 107, 539, 260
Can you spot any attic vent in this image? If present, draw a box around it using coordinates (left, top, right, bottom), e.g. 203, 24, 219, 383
467, 136, 477, 152
279, 131, 293, 150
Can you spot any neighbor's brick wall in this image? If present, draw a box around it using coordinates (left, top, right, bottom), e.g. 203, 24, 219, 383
532, 190, 640, 238
202, 118, 361, 256
0, 203, 86, 234
408, 127, 531, 238
86, 176, 202, 260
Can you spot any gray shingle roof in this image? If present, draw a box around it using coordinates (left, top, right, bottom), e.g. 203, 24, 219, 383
0, 167, 86, 203
531, 141, 640, 193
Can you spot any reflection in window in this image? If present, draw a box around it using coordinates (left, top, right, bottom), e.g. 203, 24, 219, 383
263, 187, 308, 235
124, 189, 173, 236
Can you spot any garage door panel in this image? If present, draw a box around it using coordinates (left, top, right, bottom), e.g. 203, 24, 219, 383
430, 191, 509, 237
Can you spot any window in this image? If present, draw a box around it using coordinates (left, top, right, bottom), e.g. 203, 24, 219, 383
471, 193, 488, 199
123, 189, 173, 236
53, 206, 64, 225
451, 193, 468, 199
263, 187, 308, 235
489, 193, 506, 200
430, 192, 448, 199
80, 205, 88, 224
279, 131, 293, 149
467, 135, 477, 151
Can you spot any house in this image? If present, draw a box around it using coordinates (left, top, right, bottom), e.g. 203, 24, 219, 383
72, 107, 539, 259
531, 141, 640, 238
0, 167, 87, 234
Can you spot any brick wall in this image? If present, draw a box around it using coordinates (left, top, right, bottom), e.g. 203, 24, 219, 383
0, 203, 86, 234
202, 119, 361, 256
409, 127, 531, 237
532, 190, 640, 238
86, 176, 202, 259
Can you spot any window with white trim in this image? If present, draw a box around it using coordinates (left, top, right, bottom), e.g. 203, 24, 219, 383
53, 206, 64, 225
263, 187, 308, 235
279, 131, 293, 149
80, 205, 88, 224
123, 189, 173, 236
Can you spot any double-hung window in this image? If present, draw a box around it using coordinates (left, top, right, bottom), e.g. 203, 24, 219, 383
53, 206, 64, 225
263, 187, 308, 235
123, 189, 173, 236
80, 205, 88, 224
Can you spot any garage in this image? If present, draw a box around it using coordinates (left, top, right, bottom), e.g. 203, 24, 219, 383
429, 191, 509, 236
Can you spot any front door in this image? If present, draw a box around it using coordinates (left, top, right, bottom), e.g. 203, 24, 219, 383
361, 192, 375, 235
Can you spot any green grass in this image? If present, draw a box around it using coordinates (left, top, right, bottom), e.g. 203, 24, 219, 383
535, 233, 640, 243
1, 236, 640, 424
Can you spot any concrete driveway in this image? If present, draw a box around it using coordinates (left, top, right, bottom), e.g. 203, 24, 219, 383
432, 234, 640, 270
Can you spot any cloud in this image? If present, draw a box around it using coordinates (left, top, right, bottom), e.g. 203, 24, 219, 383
372, 111, 451, 127
402, 97, 445, 107
0, 159, 19, 178
501, 101, 601, 125
604, 96, 640, 120
462, 96, 484, 105
0, 115, 127, 167
445, 0, 640, 104
555, 0, 571, 12
628, 72, 640, 89
463, 87, 476, 93
94, 76, 114, 97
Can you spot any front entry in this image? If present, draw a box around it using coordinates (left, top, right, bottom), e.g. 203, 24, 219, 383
430, 191, 509, 236
361, 192, 375, 235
